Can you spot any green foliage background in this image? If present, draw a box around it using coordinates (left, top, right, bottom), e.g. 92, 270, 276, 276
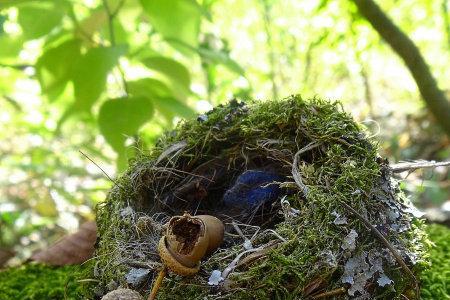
0, 0, 449, 263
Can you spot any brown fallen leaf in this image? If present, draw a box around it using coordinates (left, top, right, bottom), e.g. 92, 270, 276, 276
31, 221, 97, 266
0, 248, 15, 268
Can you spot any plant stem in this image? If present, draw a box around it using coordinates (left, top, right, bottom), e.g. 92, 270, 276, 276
102, 0, 129, 95
148, 266, 167, 300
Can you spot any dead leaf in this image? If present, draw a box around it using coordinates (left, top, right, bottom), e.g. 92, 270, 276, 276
31, 221, 97, 266
0, 248, 15, 268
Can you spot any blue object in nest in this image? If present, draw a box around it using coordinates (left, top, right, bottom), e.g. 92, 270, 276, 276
223, 170, 284, 209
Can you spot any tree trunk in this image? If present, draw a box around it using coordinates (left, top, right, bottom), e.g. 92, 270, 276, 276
351, 0, 450, 136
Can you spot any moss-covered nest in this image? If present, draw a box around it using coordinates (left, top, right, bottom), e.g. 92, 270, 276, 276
91, 96, 430, 299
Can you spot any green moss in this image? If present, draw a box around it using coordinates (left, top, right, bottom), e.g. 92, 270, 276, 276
0, 263, 88, 300
0, 224, 445, 299
92, 96, 430, 299
421, 224, 450, 299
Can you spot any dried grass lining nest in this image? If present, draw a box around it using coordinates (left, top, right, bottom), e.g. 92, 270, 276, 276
92, 96, 429, 299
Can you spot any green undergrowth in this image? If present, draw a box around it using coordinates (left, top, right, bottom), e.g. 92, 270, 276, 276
420, 224, 450, 299
92, 96, 430, 299
0, 263, 89, 300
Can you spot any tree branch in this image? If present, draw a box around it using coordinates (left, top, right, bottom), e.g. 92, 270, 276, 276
351, 0, 450, 136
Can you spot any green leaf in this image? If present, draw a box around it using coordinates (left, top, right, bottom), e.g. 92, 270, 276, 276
17, 1, 66, 40
128, 78, 195, 120
128, 78, 173, 98
0, 35, 24, 60
142, 56, 191, 99
72, 46, 126, 111
36, 39, 82, 100
98, 97, 154, 154
197, 47, 245, 75
165, 38, 245, 75
152, 96, 196, 120
75, 9, 108, 43
140, 0, 202, 47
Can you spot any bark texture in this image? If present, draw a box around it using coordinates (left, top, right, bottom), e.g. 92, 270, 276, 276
352, 0, 450, 136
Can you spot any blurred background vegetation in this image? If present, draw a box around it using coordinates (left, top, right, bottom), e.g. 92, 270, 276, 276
0, 0, 449, 264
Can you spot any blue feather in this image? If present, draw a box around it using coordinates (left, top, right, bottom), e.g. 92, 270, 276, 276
223, 170, 283, 209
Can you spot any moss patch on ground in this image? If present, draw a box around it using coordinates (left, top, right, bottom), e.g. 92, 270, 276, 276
0, 263, 88, 300
92, 96, 430, 299
421, 224, 450, 299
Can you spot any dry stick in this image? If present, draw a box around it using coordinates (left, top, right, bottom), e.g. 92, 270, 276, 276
391, 160, 450, 173
311, 287, 347, 299
292, 142, 321, 195
148, 266, 167, 300
340, 201, 419, 299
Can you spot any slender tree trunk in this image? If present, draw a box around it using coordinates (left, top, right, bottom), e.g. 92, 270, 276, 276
351, 0, 450, 136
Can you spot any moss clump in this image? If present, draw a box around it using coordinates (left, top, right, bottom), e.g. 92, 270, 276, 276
421, 224, 450, 299
0, 263, 87, 300
92, 96, 430, 299
0, 225, 445, 299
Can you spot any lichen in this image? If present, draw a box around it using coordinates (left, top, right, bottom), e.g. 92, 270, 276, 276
91, 96, 430, 299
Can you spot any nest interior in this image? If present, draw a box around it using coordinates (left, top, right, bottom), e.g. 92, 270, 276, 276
90, 96, 429, 299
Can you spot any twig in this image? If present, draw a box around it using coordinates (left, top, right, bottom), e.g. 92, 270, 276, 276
340, 201, 419, 298
148, 266, 167, 300
79, 150, 125, 191
391, 160, 450, 173
292, 142, 321, 196
221, 248, 263, 280
0, 63, 32, 70
311, 287, 347, 299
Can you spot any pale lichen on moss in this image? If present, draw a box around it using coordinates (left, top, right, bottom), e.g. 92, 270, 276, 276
90, 96, 430, 299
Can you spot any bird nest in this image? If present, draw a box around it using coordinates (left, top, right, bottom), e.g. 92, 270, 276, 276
89, 96, 429, 299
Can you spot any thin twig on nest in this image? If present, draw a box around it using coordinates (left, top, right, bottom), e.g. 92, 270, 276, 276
340, 201, 419, 299
292, 142, 321, 195
391, 160, 450, 173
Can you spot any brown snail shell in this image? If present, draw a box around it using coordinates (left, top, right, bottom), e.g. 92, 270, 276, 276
158, 213, 224, 276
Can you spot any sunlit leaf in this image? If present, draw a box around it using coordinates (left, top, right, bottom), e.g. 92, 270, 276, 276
0, 35, 24, 60
17, 1, 66, 40
75, 9, 108, 43
142, 56, 191, 98
98, 96, 154, 154
152, 96, 196, 120
197, 47, 245, 75
128, 78, 195, 120
165, 38, 245, 75
36, 39, 82, 101
72, 45, 126, 111
140, 0, 202, 47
